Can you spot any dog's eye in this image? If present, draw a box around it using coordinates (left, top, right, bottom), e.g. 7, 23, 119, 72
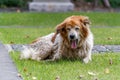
66, 28, 70, 31
75, 27, 79, 31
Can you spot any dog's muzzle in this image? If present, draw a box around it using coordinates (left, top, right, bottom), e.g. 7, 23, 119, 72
69, 34, 78, 49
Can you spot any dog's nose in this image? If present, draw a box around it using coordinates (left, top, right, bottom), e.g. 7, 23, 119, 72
70, 34, 75, 39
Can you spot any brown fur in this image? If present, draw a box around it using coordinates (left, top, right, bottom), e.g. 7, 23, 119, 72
53, 15, 90, 48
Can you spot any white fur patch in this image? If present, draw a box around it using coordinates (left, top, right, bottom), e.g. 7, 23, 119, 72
20, 46, 33, 59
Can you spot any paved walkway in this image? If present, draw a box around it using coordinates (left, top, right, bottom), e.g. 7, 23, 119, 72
0, 43, 22, 80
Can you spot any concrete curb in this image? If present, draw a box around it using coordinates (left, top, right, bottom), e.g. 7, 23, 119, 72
0, 43, 22, 80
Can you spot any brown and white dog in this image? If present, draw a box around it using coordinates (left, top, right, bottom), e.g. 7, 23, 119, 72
20, 15, 93, 63
52, 15, 93, 63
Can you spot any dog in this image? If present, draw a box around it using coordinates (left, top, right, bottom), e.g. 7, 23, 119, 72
20, 15, 93, 63
52, 15, 93, 63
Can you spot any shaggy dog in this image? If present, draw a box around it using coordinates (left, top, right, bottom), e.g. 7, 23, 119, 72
20, 15, 93, 63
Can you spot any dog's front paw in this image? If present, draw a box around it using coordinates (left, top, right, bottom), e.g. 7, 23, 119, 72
52, 56, 59, 61
52, 54, 61, 61
83, 58, 90, 64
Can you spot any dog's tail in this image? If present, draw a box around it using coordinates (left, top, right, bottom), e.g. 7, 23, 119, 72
5, 44, 34, 60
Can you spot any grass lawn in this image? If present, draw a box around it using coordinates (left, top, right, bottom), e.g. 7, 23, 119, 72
0, 12, 120, 27
0, 12, 120, 80
11, 52, 120, 80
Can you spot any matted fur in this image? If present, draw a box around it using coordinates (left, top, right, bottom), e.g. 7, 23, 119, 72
20, 33, 55, 61
20, 15, 93, 63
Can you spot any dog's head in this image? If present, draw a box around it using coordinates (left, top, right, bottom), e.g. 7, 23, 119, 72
55, 15, 91, 49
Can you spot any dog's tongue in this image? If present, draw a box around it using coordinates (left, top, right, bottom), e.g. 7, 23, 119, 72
71, 40, 77, 49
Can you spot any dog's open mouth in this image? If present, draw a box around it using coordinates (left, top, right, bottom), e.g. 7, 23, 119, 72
70, 39, 78, 49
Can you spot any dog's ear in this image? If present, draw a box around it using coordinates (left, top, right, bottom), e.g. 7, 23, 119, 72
79, 16, 91, 26
83, 17, 91, 25
51, 22, 66, 43
76, 16, 90, 38
82, 16, 91, 25
56, 22, 66, 33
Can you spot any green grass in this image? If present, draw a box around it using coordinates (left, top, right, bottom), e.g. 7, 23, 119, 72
0, 27, 120, 45
92, 27, 120, 45
0, 12, 120, 27
0, 28, 54, 44
11, 52, 120, 80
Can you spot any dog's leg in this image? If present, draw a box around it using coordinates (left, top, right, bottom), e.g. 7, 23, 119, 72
83, 56, 90, 64
83, 49, 92, 63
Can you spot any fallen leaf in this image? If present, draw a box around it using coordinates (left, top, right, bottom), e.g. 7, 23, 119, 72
32, 76, 37, 80
79, 75, 84, 79
23, 68, 27, 72
107, 37, 112, 40
17, 73, 22, 78
88, 71, 97, 76
55, 76, 60, 80
25, 35, 30, 38
29, 73, 32, 76
104, 68, 110, 74
10, 41, 14, 44
26, 73, 29, 77
93, 77, 98, 80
